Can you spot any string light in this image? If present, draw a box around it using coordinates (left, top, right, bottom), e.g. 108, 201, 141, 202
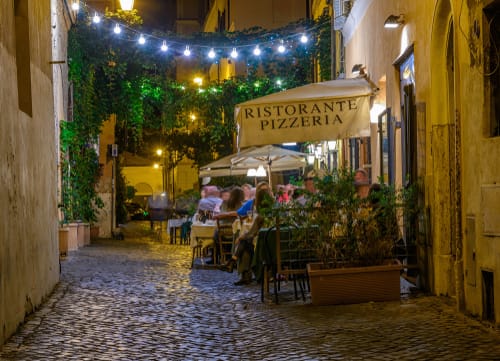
77, 1, 328, 60
278, 41, 286, 53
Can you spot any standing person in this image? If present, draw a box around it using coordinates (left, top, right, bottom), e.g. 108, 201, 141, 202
354, 168, 370, 199
219, 183, 273, 285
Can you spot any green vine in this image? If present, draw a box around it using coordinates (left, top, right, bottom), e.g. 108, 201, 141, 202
65, 9, 332, 224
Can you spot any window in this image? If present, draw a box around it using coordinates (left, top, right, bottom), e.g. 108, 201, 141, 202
484, 3, 500, 137
14, 0, 32, 116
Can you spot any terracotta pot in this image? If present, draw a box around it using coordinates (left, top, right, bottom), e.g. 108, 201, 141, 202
307, 262, 402, 306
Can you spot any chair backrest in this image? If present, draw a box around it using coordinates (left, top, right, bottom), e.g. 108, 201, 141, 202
271, 222, 318, 276
217, 215, 238, 264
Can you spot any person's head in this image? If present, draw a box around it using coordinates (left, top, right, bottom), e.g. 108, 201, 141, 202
254, 184, 273, 212
354, 168, 369, 185
354, 168, 370, 198
205, 185, 220, 198
303, 170, 317, 193
256, 181, 271, 195
241, 183, 253, 200
220, 188, 231, 202
227, 186, 245, 210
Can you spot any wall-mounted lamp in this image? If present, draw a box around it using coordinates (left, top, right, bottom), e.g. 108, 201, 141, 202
351, 64, 365, 77
384, 14, 404, 29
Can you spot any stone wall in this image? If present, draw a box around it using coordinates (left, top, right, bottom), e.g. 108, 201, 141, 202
0, 0, 70, 343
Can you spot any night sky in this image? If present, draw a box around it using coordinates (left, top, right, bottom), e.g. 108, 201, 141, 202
134, 0, 176, 31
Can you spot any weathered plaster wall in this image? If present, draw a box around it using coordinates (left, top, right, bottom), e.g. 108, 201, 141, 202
344, 0, 500, 323
1, 0, 61, 343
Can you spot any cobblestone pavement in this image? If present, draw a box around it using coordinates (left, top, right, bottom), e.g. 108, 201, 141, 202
2, 222, 500, 361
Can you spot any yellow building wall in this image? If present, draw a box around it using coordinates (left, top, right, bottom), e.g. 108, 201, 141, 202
344, 0, 500, 323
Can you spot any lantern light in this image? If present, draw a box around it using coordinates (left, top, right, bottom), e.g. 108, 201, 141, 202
230, 48, 238, 59
113, 24, 121, 34
161, 41, 168, 52
208, 48, 216, 59
119, 0, 134, 11
92, 13, 101, 23
184, 46, 191, 57
300, 34, 308, 43
138, 34, 146, 45
253, 46, 261, 56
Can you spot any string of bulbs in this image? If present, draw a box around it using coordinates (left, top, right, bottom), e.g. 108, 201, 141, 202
70, 1, 330, 60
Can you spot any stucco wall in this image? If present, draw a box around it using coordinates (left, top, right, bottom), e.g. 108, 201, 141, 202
0, 0, 63, 343
344, 0, 500, 323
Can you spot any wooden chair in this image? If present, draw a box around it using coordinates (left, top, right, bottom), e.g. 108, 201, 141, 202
216, 214, 238, 265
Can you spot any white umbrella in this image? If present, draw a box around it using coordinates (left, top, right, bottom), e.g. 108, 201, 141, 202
230, 145, 307, 187
198, 145, 306, 186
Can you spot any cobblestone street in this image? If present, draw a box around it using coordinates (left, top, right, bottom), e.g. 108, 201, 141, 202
2, 222, 500, 360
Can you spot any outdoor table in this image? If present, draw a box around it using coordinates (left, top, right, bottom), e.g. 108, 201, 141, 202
190, 221, 217, 249
167, 217, 187, 243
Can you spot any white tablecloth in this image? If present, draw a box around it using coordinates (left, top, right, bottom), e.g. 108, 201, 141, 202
167, 218, 186, 233
190, 221, 217, 249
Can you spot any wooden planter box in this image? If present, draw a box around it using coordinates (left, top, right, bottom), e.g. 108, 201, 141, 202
307, 263, 402, 306
58, 227, 69, 256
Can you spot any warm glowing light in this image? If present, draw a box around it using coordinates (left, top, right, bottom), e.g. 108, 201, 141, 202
276, 79, 282, 86
230, 48, 238, 59
92, 13, 101, 23
208, 48, 216, 59
193, 77, 203, 86
138, 34, 146, 45
278, 42, 286, 53
156, 149, 163, 156
161, 41, 168, 52
184, 46, 191, 56
247, 169, 257, 177
256, 165, 267, 177
300, 34, 308, 43
153, 163, 160, 169
114, 24, 121, 34
119, 0, 134, 11
190, 114, 196, 121
71, 2, 79, 11
253, 46, 261, 56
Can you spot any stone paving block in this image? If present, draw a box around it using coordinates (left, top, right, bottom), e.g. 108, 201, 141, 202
1, 222, 500, 360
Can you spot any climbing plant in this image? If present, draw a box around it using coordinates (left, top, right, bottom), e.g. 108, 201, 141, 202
64, 9, 332, 223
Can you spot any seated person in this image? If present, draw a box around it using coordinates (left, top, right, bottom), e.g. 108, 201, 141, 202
219, 183, 272, 286
354, 168, 370, 199
196, 185, 222, 221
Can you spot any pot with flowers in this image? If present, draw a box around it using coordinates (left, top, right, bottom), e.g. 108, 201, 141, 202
281, 168, 418, 305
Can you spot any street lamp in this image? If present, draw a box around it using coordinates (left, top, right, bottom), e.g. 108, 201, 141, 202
119, 0, 134, 11
155, 149, 167, 195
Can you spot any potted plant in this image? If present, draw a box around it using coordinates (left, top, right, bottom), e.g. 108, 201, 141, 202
276, 168, 418, 305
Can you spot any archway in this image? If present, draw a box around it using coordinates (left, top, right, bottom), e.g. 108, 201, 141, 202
429, 0, 463, 306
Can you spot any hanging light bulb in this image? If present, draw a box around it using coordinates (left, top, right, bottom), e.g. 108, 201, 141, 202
230, 48, 238, 59
184, 46, 191, 57
71, 1, 79, 11
300, 34, 308, 43
208, 48, 216, 59
278, 41, 286, 53
113, 24, 121, 34
92, 12, 101, 23
253, 46, 261, 56
119, 0, 134, 11
138, 34, 146, 45
160, 41, 168, 52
